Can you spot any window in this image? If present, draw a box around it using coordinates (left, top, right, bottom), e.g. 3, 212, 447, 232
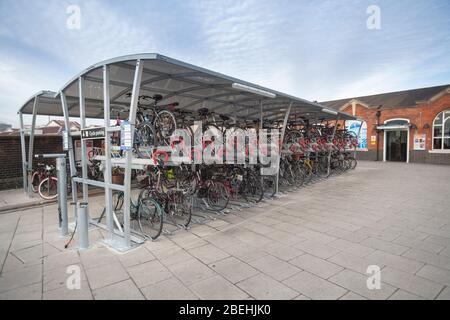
432, 109, 450, 150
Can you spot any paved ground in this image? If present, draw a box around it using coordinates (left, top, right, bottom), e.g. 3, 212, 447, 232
1, 161, 450, 300
0, 189, 54, 213
0, 187, 104, 213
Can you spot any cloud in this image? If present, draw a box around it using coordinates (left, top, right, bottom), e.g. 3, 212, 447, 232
0, 0, 449, 126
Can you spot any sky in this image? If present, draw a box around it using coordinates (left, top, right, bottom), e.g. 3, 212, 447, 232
0, 0, 449, 127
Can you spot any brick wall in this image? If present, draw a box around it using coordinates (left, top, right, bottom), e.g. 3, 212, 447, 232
343, 93, 450, 165
0, 135, 64, 190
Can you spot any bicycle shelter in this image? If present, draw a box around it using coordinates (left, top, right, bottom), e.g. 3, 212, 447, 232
18, 53, 358, 252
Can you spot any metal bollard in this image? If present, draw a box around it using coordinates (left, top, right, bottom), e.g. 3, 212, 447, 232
77, 202, 89, 249
56, 157, 68, 236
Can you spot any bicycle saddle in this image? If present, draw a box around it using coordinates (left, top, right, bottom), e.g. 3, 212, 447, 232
152, 94, 163, 102
198, 108, 209, 116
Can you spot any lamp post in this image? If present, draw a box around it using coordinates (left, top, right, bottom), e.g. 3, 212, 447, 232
376, 105, 382, 161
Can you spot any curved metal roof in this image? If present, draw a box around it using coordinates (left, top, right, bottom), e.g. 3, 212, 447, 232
19, 53, 356, 121
18, 90, 59, 115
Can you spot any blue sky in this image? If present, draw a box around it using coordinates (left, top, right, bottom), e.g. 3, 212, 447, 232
1, 0, 449, 126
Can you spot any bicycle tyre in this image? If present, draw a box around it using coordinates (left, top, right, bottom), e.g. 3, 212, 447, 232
38, 177, 58, 200
134, 123, 156, 158
168, 191, 192, 228
155, 110, 177, 145
348, 156, 357, 170
138, 197, 164, 240
242, 173, 264, 203
262, 175, 277, 198
31, 172, 40, 193
206, 181, 230, 211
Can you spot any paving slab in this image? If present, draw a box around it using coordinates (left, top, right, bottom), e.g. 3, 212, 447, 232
141, 277, 198, 300
249, 255, 301, 281
209, 256, 259, 284
188, 244, 230, 265
237, 273, 298, 300
189, 275, 249, 300
381, 266, 444, 299
127, 260, 172, 288
328, 269, 397, 300
85, 262, 129, 290
283, 271, 347, 300
1, 161, 450, 300
289, 253, 343, 279
92, 279, 144, 300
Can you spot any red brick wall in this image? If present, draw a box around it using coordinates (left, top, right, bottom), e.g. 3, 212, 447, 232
341, 93, 450, 152
0, 136, 64, 190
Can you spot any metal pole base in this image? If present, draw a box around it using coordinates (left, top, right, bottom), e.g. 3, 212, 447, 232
77, 202, 90, 249
102, 234, 138, 253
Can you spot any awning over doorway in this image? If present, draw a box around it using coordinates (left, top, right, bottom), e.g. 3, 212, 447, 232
377, 124, 410, 130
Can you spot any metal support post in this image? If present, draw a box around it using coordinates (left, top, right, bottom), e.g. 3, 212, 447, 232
259, 100, 263, 129
56, 157, 68, 236
79, 77, 89, 210
77, 202, 89, 249
103, 65, 114, 241
327, 115, 340, 176
275, 102, 293, 195
27, 97, 38, 196
123, 59, 144, 249
60, 93, 79, 222
259, 100, 264, 186
19, 112, 27, 193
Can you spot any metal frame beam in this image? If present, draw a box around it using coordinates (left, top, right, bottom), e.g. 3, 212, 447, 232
122, 59, 144, 249
275, 102, 293, 194
19, 112, 27, 193
60, 92, 78, 215
103, 65, 114, 241
26, 97, 38, 196
327, 114, 340, 177
79, 77, 89, 207
110, 72, 204, 101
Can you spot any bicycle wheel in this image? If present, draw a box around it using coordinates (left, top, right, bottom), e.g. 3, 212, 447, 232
242, 173, 264, 203
280, 162, 295, 186
38, 177, 58, 200
317, 157, 330, 178
155, 110, 177, 145
138, 197, 163, 240
348, 156, 357, 170
262, 175, 277, 198
134, 123, 156, 158
111, 191, 123, 210
206, 181, 230, 211
31, 172, 40, 193
168, 191, 192, 228
301, 163, 313, 184
292, 163, 305, 187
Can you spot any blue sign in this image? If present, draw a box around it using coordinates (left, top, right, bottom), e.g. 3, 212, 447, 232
346, 121, 367, 150
120, 121, 133, 151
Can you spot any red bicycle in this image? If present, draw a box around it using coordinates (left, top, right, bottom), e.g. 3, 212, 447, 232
37, 164, 58, 200
30, 163, 47, 192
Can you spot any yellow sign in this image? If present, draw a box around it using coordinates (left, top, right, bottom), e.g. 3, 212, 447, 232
371, 135, 377, 145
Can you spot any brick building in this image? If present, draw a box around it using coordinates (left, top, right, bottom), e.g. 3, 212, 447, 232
321, 84, 450, 165
0, 121, 82, 190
